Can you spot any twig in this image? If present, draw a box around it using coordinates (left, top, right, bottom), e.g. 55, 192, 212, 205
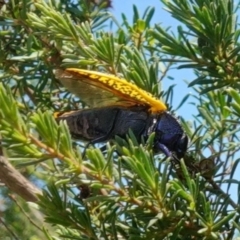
0, 156, 42, 202
8, 194, 43, 231
0, 217, 20, 240
208, 178, 240, 211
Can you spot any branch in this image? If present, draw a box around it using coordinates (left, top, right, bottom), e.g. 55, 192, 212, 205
0, 156, 42, 202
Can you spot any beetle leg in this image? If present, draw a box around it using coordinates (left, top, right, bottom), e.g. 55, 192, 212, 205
156, 142, 172, 158
82, 142, 91, 158
81, 111, 120, 158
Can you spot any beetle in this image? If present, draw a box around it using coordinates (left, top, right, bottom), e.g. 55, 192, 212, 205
55, 68, 188, 159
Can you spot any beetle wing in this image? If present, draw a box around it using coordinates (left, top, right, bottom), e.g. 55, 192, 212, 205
55, 68, 167, 113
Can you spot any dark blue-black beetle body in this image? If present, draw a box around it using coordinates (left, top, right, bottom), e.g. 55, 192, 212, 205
56, 106, 188, 159
152, 112, 188, 159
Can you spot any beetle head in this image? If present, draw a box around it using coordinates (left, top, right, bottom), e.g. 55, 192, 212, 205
154, 112, 188, 159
